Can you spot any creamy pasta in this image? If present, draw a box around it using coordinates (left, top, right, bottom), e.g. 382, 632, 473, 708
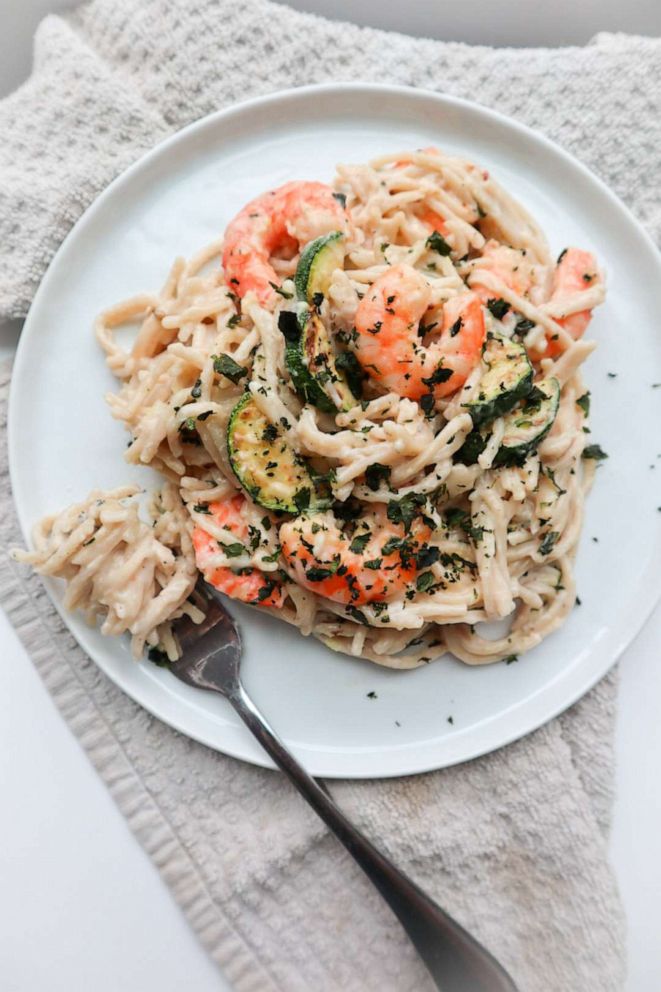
15, 148, 606, 669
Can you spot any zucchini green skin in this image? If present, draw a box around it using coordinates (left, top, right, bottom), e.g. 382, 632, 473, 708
286, 310, 356, 413
294, 231, 345, 303
227, 392, 330, 513
455, 376, 560, 467
493, 376, 560, 467
464, 333, 534, 427
285, 231, 357, 413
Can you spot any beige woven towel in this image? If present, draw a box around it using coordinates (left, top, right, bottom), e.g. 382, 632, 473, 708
2, 2, 658, 988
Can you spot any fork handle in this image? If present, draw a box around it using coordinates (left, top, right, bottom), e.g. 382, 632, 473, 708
229, 682, 518, 992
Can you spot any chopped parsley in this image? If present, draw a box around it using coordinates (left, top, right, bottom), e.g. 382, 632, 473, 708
386, 492, 426, 528
381, 536, 404, 556
261, 423, 278, 443
349, 532, 371, 554
576, 392, 591, 416
416, 571, 436, 592
420, 393, 436, 417
426, 230, 452, 256
222, 542, 246, 558
365, 462, 392, 492
444, 507, 484, 543
212, 353, 248, 383
582, 444, 608, 461
538, 531, 560, 556
415, 546, 441, 569
346, 605, 369, 625
256, 581, 277, 602
422, 365, 454, 387
293, 487, 311, 512
486, 298, 511, 320
305, 562, 339, 582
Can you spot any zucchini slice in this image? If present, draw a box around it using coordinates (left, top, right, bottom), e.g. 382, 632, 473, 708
455, 376, 560, 467
494, 376, 560, 467
227, 392, 329, 513
286, 310, 358, 413
284, 231, 358, 413
294, 231, 345, 304
465, 332, 534, 427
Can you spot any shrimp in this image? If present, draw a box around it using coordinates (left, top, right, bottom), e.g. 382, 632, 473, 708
544, 247, 600, 356
354, 264, 485, 401
222, 181, 347, 306
192, 494, 284, 608
468, 240, 534, 303
279, 507, 429, 606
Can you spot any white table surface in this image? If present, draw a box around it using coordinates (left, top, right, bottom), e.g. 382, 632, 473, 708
2, 2, 660, 989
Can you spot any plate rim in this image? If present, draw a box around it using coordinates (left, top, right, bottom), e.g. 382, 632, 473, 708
9, 81, 661, 778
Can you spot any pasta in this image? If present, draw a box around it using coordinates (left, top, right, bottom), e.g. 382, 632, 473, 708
15, 148, 606, 669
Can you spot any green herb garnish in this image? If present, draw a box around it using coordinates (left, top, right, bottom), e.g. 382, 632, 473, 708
364, 463, 391, 492
486, 298, 511, 320
582, 444, 608, 461
416, 571, 436, 592
576, 392, 591, 416
538, 531, 560, 556
212, 353, 248, 383
426, 230, 452, 256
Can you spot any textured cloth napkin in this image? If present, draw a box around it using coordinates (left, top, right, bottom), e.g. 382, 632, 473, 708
3, 2, 660, 988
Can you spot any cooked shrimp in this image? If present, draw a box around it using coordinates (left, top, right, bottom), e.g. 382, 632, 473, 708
279, 507, 429, 606
192, 494, 284, 608
468, 240, 534, 303
222, 181, 347, 306
354, 264, 485, 401
545, 247, 600, 356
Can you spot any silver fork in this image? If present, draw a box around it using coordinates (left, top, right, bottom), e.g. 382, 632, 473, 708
171, 589, 519, 992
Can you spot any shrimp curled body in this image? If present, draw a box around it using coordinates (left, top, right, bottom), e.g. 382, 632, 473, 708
354, 264, 486, 400
192, 494, 284, 608
546, 247, 601, 355
222, 181, 347, 306
279, 508, 429, 606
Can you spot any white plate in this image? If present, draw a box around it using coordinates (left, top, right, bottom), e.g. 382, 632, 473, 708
9, 84, 661, 778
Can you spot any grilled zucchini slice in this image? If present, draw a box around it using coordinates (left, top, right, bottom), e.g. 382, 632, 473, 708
227, 392, 329, 513
465, 332, 534, 427
286, 310, 358, 413
284, 231, 359, 412
294, 231, 345, 304
494, 376, 560, 467
455, 376, 560, 467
